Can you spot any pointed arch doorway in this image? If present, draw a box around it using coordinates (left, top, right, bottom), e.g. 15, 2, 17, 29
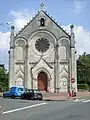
37, 71, 48, 91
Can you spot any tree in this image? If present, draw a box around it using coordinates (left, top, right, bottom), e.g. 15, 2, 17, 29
0, 66, 9, 91
77, 52, 90, 85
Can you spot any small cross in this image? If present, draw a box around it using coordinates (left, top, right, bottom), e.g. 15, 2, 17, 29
40, 3, 44, 11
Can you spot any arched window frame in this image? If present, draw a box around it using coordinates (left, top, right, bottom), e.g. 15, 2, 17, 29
40, 18, 45, 26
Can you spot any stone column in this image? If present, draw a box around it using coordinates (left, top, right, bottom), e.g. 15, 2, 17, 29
30, 67, 33, 89
54, 41, 59, 93
9, 48, 15, 88
68, 57, 71, 91
8, 50, 10, 88
24, 44, 29, 88
54, 45, 56, 93
75, 51, 77, 92
70, 25, 77, 91
9, 26, 15, 88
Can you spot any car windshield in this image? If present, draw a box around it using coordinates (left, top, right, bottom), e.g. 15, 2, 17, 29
34, 89, 40, 93
18, 88, 23, 92
9, 87, 16, 91
25, 89, 33, 93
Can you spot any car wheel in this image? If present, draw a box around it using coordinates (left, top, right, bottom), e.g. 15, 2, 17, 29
39, 98, 42, 100
11, 95, 15, 99
3, 95, 5, 98
31, 96, 34, 100
21, 95, 24, 99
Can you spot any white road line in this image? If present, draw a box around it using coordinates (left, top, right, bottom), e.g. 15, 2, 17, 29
2, 102, 47, 115
73, 99, 85, 102
79, 99, 86, 102
82, 100, 90, 103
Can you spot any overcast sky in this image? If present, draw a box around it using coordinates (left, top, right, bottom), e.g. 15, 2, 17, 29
0, 0, 90, 69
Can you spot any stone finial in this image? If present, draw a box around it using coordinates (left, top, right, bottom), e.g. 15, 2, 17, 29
70, 24, 74, 34
11, 25, 15, 34
11, 25, 15, 29
70, 24, 75, 47
11, 25, 15, 36
10, 25, 15, 48
70, 24, 74, 29
40, 3, 44, 11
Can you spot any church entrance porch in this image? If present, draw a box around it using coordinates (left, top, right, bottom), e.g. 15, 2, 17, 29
37, 71, 47, 91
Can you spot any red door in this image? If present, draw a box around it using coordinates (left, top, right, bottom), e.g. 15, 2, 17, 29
37, 72, 47, 91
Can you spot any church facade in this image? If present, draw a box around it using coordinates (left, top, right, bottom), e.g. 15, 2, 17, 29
9, 6, 77, 92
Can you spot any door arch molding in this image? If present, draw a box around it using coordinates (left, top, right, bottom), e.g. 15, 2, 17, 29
33, 68, 51, 91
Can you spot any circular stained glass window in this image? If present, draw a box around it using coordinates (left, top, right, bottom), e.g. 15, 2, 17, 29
35, 38, 50, 53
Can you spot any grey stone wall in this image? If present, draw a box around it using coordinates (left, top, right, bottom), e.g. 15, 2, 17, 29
9, 10, 77, 92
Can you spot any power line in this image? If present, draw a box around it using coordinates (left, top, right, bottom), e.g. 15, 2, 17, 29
0, 23, 10, 30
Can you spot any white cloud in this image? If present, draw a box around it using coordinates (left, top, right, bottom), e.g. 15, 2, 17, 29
0, 9, 34, 70
10, 9, 35, 31
62, 25, 90, 56
0, 32, 10, 50
73, 0, 86, 15
0, 32, 10, 70
0, 9, 90, 70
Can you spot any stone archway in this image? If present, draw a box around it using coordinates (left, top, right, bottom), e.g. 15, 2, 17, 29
37, 71, 47, 91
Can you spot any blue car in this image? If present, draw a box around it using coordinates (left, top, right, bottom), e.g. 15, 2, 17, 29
3, 86, 25, 99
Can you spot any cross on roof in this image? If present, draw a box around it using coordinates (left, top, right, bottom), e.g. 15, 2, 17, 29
40, 3, 44, 10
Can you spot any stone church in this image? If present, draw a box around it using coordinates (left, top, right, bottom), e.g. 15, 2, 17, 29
9, 4, 77, 92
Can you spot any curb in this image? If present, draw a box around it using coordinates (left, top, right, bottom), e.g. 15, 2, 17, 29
43, 99, 67, 101
42, 96, 79, 102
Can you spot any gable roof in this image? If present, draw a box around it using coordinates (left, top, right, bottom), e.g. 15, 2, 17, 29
42, 10, 70, 37
14, 10, 70, 38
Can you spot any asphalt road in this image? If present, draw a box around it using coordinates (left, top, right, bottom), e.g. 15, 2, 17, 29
0, 97, 90, 120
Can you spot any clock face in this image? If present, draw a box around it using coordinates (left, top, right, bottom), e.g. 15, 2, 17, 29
35, 38, 50, 53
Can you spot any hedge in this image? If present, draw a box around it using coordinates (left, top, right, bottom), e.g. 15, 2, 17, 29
77, 84, 89, 90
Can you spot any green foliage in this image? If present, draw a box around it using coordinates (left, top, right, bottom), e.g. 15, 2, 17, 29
77, 52, 90, 86
77, 84, 89, 90
0, 66, 9, 92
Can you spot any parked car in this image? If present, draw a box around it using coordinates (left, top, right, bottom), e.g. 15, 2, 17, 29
3, 86, 25, 99
21, 89, 43, 100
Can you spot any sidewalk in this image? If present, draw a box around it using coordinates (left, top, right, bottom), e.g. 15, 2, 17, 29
0, 92, 90, 101
76, 91, 90, 98
42, 92, 90, 101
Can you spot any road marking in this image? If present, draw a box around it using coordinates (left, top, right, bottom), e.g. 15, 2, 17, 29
2, 102, 47, 115
82, 100, 90, 103
73, 99, 85, 102
79, 99, 85, 102
0, 105, 4, 113
73, 99, 90, 103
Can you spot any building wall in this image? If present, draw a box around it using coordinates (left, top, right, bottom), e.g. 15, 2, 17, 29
9, 10, 77, 92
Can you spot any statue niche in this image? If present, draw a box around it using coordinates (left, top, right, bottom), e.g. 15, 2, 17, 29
59, 39, 70, 59
15, 40, 25, 62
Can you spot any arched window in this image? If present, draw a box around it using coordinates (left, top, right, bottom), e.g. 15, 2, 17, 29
15, 40, 25, 62
40, 18, 45, 26
15, 46, 24, 61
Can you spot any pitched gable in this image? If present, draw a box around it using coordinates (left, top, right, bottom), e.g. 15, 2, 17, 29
14, 10, 70, 40
32, 59, 53, 70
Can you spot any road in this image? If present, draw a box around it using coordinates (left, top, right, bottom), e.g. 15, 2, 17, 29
0, 97, 90, 120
